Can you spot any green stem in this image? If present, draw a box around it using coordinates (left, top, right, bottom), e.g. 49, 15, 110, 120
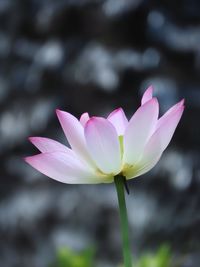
114, 175, 132, 267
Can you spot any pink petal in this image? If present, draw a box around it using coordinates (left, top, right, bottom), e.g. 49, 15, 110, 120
24, 151, 108, 184
150, 102, 184, 152
29, 137, 73, 154
56, 109, 94, 167
125, 103, 184, 179
123, 98, 159, 165
80, 112, 90, 127
85, 117, 121, 174
141, 85, 153, 105
156, 99, 185, 130
107, 108, 128, 136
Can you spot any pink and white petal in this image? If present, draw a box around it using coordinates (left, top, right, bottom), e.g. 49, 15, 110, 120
123, 98, 159, 165
156, 99, 185, 130
127, 128, 164, 179
29, 137, 73, 154
24, 151, 108, 184
56, 110, 94, 167
80, 112, 90, 127
141, 85, 153, 105
125, 103, 184, 179
85, 117, 121, 174
139, 104, 184, 171
152, 104, 184, 151
124, 125, 167, 180
107, 108, 128, 136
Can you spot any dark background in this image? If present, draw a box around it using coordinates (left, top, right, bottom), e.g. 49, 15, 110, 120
0, 0, 200, 266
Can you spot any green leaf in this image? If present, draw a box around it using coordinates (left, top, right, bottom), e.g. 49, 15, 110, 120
134, 244, 172, 267
51, 246, 95, 267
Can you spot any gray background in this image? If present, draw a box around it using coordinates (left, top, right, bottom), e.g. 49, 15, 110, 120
0, 0, 200, 266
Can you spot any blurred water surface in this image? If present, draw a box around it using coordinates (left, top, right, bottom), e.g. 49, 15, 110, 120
0, 0, 200, 266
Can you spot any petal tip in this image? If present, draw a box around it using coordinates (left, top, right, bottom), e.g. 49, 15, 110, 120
56, 109, 73, 120
114, 107, 123, 112
141, 85, 154, 105
180, 99, 185, 106
28, 136, 37, 143
85, 116, 97, 126
24, 156, 31, 163
177, 100, 185, 111
56, 109, 73, 123
56, 109, 69, 117
107, 107, 123, 118
55, 109, 63, 116
80, 112, 89, 117
152, 96, 158, 102
144, 96, 158, 106
24, 154, 42, 165
28, 136, 46, 145
147, 85, 154, 93
80, 112, 90, 127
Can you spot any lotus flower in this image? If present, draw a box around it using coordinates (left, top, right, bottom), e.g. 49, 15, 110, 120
25, 86, 184, 184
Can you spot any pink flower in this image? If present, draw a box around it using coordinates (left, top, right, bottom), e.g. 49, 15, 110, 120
25, 86, 184, 184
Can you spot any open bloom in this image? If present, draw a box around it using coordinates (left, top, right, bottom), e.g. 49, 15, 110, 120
25, 86, 184, 184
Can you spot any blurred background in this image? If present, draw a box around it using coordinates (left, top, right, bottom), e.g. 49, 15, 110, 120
0, 0, 200, 266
